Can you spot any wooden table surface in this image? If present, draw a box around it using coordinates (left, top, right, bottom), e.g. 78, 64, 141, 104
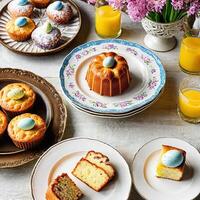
0, 0, 200, 199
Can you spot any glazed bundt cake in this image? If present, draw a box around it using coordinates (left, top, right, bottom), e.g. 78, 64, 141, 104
86, 52, 131, 96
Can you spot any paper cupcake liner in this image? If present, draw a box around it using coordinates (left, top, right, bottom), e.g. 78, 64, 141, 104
11, 137, 44, 150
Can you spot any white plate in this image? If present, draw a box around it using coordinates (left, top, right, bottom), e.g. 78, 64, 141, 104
31, 138, 132, 200
60, 39, 166, 114
71, 88, 164, 118
131, 137, 200, 200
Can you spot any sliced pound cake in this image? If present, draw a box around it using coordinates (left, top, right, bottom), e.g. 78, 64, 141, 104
72, 158, 110, 192
46, 173, 83, 200
85, 151, 115, 179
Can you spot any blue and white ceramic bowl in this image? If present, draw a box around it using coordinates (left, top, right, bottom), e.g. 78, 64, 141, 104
60, 39, 166, 114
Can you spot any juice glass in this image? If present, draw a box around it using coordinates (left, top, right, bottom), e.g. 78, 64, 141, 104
95, 1, 121, 38
178, 76, 200, 123
179, 37, 200, 74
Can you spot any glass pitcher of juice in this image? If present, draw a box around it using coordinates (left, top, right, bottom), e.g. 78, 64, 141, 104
95, 0, 121, 38
179, 36, 200, 74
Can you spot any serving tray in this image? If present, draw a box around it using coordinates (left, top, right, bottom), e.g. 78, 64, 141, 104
0, 68, 67, 168
0, 0, 81, 55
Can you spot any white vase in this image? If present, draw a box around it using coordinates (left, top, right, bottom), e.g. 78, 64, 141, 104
141, 17, 187, 52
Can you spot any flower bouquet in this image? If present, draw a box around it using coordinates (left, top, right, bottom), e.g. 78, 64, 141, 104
87, 0, 200, 51
126, 0, 200, 51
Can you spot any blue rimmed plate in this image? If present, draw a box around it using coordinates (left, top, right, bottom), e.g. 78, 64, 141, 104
60, 39, 166, 114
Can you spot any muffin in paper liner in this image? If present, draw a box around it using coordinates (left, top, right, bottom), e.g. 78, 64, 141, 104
8, 113, 46, 150
0, 83, 36, 118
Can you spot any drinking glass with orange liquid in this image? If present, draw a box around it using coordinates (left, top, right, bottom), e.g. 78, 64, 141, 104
95, 0, 121, 38
179, 37, 200, 74
178, 76, 200, 123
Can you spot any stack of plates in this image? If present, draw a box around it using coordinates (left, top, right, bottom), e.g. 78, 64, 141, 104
60, 39, 166, 118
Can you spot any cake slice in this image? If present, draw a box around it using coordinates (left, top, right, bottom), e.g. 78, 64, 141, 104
156, 145, 186, 181
72, 158, 110, 192
46, 173, 83, 200
85, 151, 115, 179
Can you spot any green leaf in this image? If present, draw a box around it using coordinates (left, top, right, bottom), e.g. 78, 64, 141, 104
165, 0, 172, 22
177, 11, 187, 20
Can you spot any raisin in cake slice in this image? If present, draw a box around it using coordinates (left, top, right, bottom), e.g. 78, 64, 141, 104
72, 158, 110, 192
46, 173, 83, 200
85, 151, 115, 179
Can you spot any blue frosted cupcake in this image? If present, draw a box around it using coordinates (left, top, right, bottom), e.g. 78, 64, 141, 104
32, 21, 61, 49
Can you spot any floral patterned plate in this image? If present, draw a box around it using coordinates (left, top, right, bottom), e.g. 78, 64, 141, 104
73, 88, 164, 118
60, 39, 166, 114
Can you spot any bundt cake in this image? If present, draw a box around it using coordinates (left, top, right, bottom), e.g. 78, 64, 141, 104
86, 52, 131, 96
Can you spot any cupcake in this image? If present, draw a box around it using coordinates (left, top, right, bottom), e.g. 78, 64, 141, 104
8, 113, 47, 149
29, 0, 50, 8
47, 1, 73, 24
32, 21, 61, 49
0, 83, 36, 116
0, 111, 8, 137
6, 17, 36, 41
8, 0, 34, 18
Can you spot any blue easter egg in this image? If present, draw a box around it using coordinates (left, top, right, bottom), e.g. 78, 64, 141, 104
18, 0, 28, 6
15, 17, 27, 27
18, 118, 35, 131
103, 56, 116, 68
53, 1, 64, 10
161, 150, 184, 168
7, 88, 25, 100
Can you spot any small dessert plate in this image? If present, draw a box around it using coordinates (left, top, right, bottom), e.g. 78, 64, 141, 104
60, 39, 166, 115
31, 137, 132, 200
131, 137, 200, 200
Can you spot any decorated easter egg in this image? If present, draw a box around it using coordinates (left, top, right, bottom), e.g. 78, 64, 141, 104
18, 118, 35, 131
103, 56, 116, 68
53, 1, 64, 10
7, 88, 25, 100
161, 150, 184, 168
15, 17, 27, 27
18, 0, 28, 6
44, 21, 53, 34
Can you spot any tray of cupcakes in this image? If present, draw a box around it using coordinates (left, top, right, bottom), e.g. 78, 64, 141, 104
31, 138, 132, 200
59, 39, 166, 118
0, 68, 67, 168
0, 0, 81, 55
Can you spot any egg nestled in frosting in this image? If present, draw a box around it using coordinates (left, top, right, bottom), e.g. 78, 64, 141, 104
18, 118, 35, 131
17, 0, 28, 6
52, 1, 64, 10
43, 21, 53, 34
103, 56, 116, 68
15, 17, 28, 27
161, 150, 184, 168
7, 88, 25, 100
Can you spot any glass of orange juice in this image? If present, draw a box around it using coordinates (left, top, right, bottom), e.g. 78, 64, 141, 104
179, 37, 200, 74
95, 0, 121, 38
178, 76, 200, 123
